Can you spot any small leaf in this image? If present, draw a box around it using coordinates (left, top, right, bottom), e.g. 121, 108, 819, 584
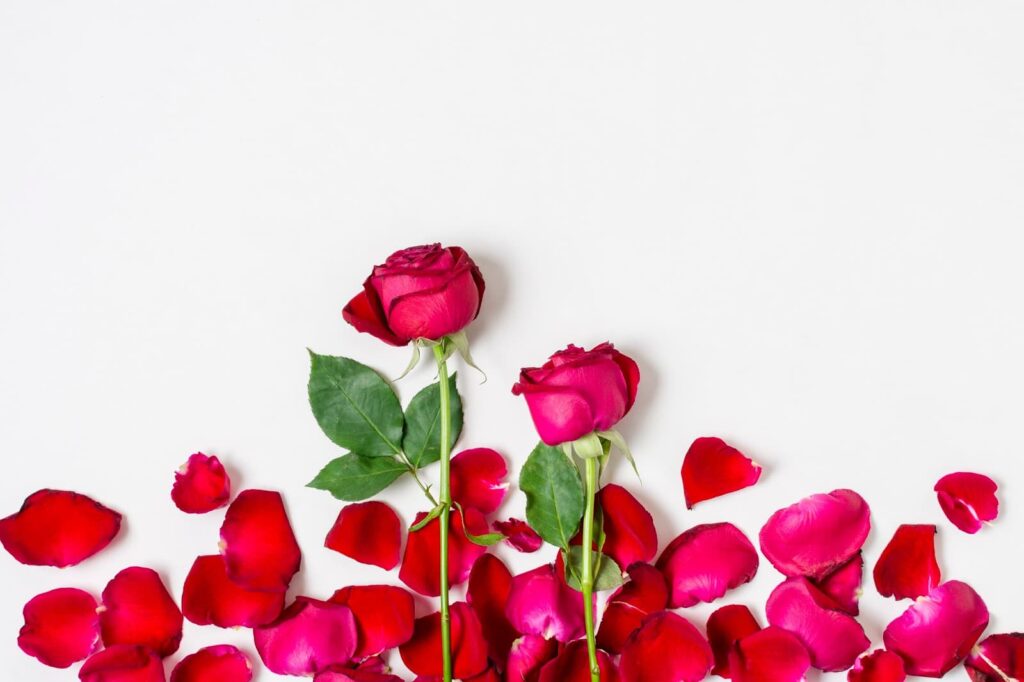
572, 432, 604, 459
452, 502, 504, 546
402, 372, 464, 468
410, 502, 446, 531
447, 330, 486, 382
394, 342, 422, 381
308, 453, 407, 501
598, 429, 640, 480
519, 442, 585, 548
562, 547, 625, 592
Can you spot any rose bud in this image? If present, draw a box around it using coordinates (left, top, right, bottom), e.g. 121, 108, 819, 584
512, 343, 639, 446
342, 243, 485, 346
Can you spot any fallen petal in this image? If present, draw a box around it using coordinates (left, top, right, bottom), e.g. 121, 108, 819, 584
681, 437, 762, 509
728, 626, 811, 682
170, 645, 252, 682
325, 501, 402, 571
171, 453, 231, 514
505, 563, 585, 643
494, 518, 543, 553
220, 489, 301, 592
538, 640, 618, 682
399, 602, 489, 679
656, 522, 759, 608
813, 552, 863, 615
79, 645, 165, 682
467, 554, 518, 666
848, 649, 906, 682
506, 635, 559, 682
254, 597, 358, 676
619, 611, 713, 682
451, 448, 509, 514
966, 633, 1024, 682
329, 585, 415, 659
182, 555, 285, 628
597, 563, 669, 655
400, 507, 488, 596
314, 667, 404, 682
598, 484, 658, 569
100, 567, 183, 657
706, 605, 761, 678
0, 489, 121, 567
18, 588, 100, 668
934, 472, 999, 534
873, 525, 941, 600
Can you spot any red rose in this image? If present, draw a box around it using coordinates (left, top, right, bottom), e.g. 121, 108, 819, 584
512, 343, 639, 446
343, 244, 485, 346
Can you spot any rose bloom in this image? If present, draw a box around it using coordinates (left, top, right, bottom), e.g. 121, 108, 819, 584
512, 343, 639, 446
343, 243, 485, 345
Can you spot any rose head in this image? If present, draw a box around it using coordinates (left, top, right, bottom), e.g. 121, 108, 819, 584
343, 243, 485, 345
512, 342, 639, 446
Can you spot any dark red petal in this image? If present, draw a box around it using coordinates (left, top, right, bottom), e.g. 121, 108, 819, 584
812, 552, 863, 615
494, 518, 543, 553
181, 555, 284, 628
655, 522, 759, 608
220, 489, 301, 592
759, 489, 871, 580
254, 597, 358, 676
399, 507, 488, 597
79, 645, 165, 682
538, 640, 618, 682
466, 554, 518, 666
506, 635, 559, 682
681, 437, 763, 509
848, 649, 907, 682
343, 285, 409, 346
882, 580, 989, 677
873, 525, 941, 600
0, 489, 122, 567
765, 577, 870, 672
506, 563, 585, 643
171, 453, 231, 514
100, 567, 183, 658
451, 448, 509, 514
170, 645, 252, 682
325, 501, 402, 571
706, 605, 761, 678
598, 484, 658, 569
18, 588, 100, 668
619, 611, 713, 682
329, 585, 415, 659
934, 472, 999, 534
399, 602, 489, 679
314, 666, 404, 682
966, 633, 1024, 682
610, 347, 641, 414
728, 626, 811, 682
597, 563, 668, 655
465, 666, 501, 682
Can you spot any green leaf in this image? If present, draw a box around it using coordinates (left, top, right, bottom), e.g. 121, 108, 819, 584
307, 453, 407, 501
519, 442, 585, 548
308, 352, 404, 457
402, 372, 463, 468
561, 547, 625, 592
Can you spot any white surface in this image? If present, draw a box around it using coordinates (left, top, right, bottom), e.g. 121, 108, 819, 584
2, 2, 1024, 680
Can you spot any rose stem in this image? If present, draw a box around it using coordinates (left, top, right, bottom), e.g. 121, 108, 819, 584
434, 343, 454, 682
581, 455, 601, 682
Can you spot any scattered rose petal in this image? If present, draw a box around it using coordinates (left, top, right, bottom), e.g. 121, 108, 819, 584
506, 635, 559, 682
451, 448, 509, 514
883, 580, 989, 677
813, 552, 863, 615
325, 501, 402, 571
399, 602, 489, 679
848, 649, 907, 682
171, 453, 231, 514
765, 577, 870, 672
79, 645, 166, 682
494, 518, 543, 553
400, 507, 488, 597
655, 522, 759, 608
329, 585, 415, 659
170, 645, 252, 682
619, 611, 713, 682
728, 626, 811, 682
315, 666, 403, 682
18, 588, 100, 668
873, 525, 941, 600
759, 489, 871, 581
0, 489, 122, 567
466, 667, 501, 682
966, 633, 1024, 682
182, 555, 285, 628
706, 605, 761, 678
99, 567, 183, 657
681, 437, 762, 509
538, 640, 618, 682
506, 563, 585, 643
598, 484, 658, 569
467, 554, 518, 666
597, 563, 669, 655
220, 489, 301, 592
934, 472, 999, 534
254, 597, 358, 676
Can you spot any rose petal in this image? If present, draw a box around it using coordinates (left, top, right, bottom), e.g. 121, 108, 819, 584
79, 645, 165, 682
538, 640, 618, 682
254, 597, 358, 676
848, 649, 907, 682
467, 554, 518, 666
765, 577, 870, 672
325, 501, 402, 571
494, 518, 543, 553
18, 588, 100, 668
220, 489, 301, 592
934, 472, 999, 534
466, 667, 501, 682
812, 552, 863, 615
181, 555, 284, 628
597, 563, 669, 655
100, 567, 183, 658
399, 602, 489, 679
882, 580, 989, 677
0, 489, 122, 567
706, 605, 760, 678
598, 484, 658, 569
343, 286, 408, 347
506, 635, 559, 682
171, 453, 231, 514
759, 489, 871, 580
505, 563, 585, 643
451, 448, 509, 514
728, 626, 811, 682
315, 666, 404, 682
681, 437, 763, 509
966, 633, 1024, 682
170, 645, 252, 682
655, 522, 759, 608
399, 507, 488, 597
619, 611, 713, 682
329, 585, 415, 659
873, 525, 941, 600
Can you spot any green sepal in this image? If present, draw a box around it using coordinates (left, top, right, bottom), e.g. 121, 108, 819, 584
394, 342, 422, 381
598, 429, 641, 481
447, 330, 486, 382
561, 547, 625, 592
571, 432, 605, 459
519, 441, 585, 548
307, 453, 407, 501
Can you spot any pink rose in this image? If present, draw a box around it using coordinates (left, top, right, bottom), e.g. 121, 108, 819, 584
343, 244, 485, 346
512, 343, 639, 446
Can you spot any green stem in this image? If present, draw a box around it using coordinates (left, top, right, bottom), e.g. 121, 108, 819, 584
433, 344, 454, 682
581, 455, 601, 682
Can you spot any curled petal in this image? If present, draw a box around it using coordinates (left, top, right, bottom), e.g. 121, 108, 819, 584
505, 564, 585, 643
494, 518, 543, 553
325, 501, 402, 571
254, 597, 358, 676
813, 552, 863, 615
451, 448, 509, 514
170, 645, 252, 682
400, 507, 488, 596
467, 554, 518, 666
329, 585, 415, 659
759, 489, 871, 580
79, 645, 165, 682
18, 588, 100, 668
597, 563, 668, 654
729, 626, 811, 682
598, 484, 658, 569
619, 611, 713, 682
506, 635, 559, 682
934, 472, 999, 534
873, 525, 941, 600
766, 577, 870, 672
883, 580, 989, 677
220, 489, 301, 592
966, 633, 1024, 681
171, 453, 231, 514
538, 640, 618, 682
656, 522, 759, 608
343, 286, 408, 347
706, 605, 760, 678
681, 437, 762, 509
399, 602, 489, 679
0, 489, 121, 567
182, 555, 284, 628
848, 649, 907, 682
100, 567, 183, 657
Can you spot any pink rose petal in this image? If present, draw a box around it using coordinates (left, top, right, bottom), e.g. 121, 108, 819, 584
655, 522, 759, 608
18, 588, 100, 668
681, 437, 762, 509
812, 552, 863, 615
873, 525, 941, 600
505, 563, 585, 643
619, 611, 713, 682
171, 453, 231, 514
848, 649, 907, 682
506, 635, 559, 682
451, 448, 509, 514
170, 645, 252, 682
220, 489, 301, 593
253, 597, 358, 676
728, 626, 811, 682
934, 472, 999, 534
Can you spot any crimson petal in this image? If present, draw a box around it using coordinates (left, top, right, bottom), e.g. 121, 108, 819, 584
873, 525, 940, 600
538, 640, 618, 682
0, 489, 121, 567
597, 563, 668, 655
598, 484, 658, 569
171, 453, 231, 514
505, 563, 585, 643
325, 501, 402, 570
681, 437, 762, 509
812, 552, 863, 615
399, 602, 489, 679
619, 611, 713, 682
315, 667, 404, 682
506, 635, 559, 682
656, 522, 759, 608
79, 645, 165, 682
494, 518, 543, 553
182, 555, 284, 628
220, 489, 301, 592
100, 567, 183, 657
400, 507, 488, 596
254, 597, 358, 676
18, 588, 100, 668
467, 554, 518, 666
170, 645, 252, 682
728, 626, 810, 682
329, 585, 415, 659
706, 605, 760, 678
966, 633, 1024, 681
848, 650, 907, 682
451, 448, 509, 514
934, 472, 999, 534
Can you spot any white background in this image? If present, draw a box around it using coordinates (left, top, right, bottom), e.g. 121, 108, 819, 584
2, 2, 1023, 680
